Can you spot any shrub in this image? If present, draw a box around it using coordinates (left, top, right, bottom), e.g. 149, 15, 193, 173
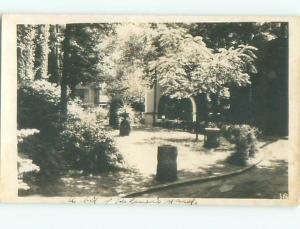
17, 128, 65, 192
18, 81, 66, 179
17, 129, 40, 191
17, 128, 40, 143
131, 101, 145, 112
18, 80, 61, 140
60, 102, 124, 173
222, 124, 260, 166
18, 132, 67, 178
93, 107, 109, 125
18, 80, 124, 175
18, 156, 40, 191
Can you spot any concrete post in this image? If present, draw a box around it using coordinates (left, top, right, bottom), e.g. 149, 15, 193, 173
156, 145, 178, 182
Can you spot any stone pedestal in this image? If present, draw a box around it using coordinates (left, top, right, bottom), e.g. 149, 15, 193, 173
156, 145, 178, 182
204, 127, 221, 148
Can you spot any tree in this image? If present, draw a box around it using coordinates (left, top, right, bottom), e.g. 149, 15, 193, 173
188, 22, 288, 128
99, 23, 157, 127
150, 32, 257, 139
100, 23, 155, 105
101, 24, 189, 107
100, 23, 257, 136
34, 25, 50, 80
48, 25, 64, 85
60, 23, 114, 117
17, 25, 36, 82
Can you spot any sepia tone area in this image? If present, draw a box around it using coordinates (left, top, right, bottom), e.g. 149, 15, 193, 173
16, 22, 288, 199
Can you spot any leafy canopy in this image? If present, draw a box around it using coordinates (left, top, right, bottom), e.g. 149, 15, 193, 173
100, 23, 258, 102
150, 30, 257, 99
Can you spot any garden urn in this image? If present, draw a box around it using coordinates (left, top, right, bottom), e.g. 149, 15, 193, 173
119, 113, 131, 136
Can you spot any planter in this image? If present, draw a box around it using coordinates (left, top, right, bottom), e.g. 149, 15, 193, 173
119, 118, 131, 136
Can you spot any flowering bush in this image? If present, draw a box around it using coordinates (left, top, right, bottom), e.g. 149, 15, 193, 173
61, 102, 124, 172
222, 124, 260, 165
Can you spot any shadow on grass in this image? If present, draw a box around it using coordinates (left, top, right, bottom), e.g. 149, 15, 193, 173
143, 159, 288, 199
178, 158, 244, 180
19, 168, 159, 197
19, 157, 288, 199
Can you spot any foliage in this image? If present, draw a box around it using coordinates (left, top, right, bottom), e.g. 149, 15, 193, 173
19, 133, 66, 178
91, 106, 110, 125
17, 156, 40, 191
34, 25, 50, 80
18, 81, 123, 176
17, 128, 65, 191
222, 124, 260, 165
18, 79, 61, 139
188, 22, 287, 50
60, 101, 124, 172
151, 35, 257, 99
100, 23, 155, 104
48, 24, 64, 84
17, 128, 40, 142
62, 23, 114, 92
158, 96, 193, 121
17, 129, 40, 191
17, 25, 36, 81
17, 24, 53, 81
17, 80, 67, 179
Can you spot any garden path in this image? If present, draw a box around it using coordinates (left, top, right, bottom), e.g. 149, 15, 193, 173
23, 127, 274, 197
139, 139, 289, 199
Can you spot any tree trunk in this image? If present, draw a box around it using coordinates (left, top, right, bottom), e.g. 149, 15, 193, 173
34, 25, 49, 80
17, 25, 36, 81
153, 68, 158, 126
194, 93, 209, 141
194, 94, 200, 141
48, 25, 63, 85
60, 24, 71, 120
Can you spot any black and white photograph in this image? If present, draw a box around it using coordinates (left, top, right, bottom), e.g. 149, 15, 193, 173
1, 15, 299, 205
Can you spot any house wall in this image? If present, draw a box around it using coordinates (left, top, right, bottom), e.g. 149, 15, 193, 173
144, 83, 163, 126
74, 84, 98, 106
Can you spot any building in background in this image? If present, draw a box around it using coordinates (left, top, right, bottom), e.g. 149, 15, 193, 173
74, 83, 109, 107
